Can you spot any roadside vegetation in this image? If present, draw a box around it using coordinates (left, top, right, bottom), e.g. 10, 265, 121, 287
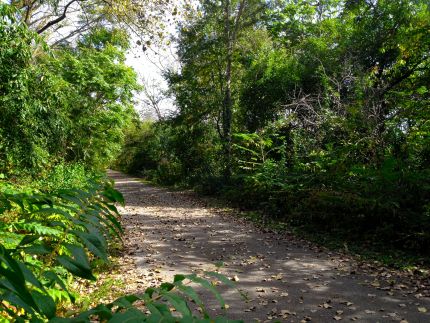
0, 2, 237, 321
1, 0, 429, 320
115, 0, 430, 267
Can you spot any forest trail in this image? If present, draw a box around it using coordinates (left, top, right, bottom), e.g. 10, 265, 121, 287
109, 170, 430, 323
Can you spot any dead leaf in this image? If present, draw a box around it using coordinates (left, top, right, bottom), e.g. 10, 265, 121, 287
281, 310, 296, 315
371, 281, 380, 287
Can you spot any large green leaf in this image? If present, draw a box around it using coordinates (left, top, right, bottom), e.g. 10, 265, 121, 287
31, 290, 56, 319
72, 230, 108, 261
160, 291, 192, 317
186, 274, 225, 309
102, 187, 125, 205
56, 245, 96, 280
108, 308, 146, 322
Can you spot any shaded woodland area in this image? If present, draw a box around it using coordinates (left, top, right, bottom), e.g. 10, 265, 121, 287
116, 0, 430, 262
0, 0, 429, 321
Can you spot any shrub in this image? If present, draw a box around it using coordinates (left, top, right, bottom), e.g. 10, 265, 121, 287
0, 180, 241, 321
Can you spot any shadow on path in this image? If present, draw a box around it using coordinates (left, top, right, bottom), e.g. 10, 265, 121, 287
109, 170, 430, 322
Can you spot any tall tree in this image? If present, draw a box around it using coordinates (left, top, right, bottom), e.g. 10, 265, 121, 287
168, 0, 266, 178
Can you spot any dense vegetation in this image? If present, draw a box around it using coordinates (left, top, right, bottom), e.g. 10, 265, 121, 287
0, 2, 238, 321
0, 6, 139, 177
116, 0, 430, 263
1, 0, 429, 320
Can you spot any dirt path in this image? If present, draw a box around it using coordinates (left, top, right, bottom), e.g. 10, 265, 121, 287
109, 170, 430, 322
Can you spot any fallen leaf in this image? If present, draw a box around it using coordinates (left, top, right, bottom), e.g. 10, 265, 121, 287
371, 281, 380, 287
418, 307, 427, 313
281, 310, 296, 315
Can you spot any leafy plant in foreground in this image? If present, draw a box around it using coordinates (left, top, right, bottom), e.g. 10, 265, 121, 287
0, 182, 241, 321
0, 180, 124, 319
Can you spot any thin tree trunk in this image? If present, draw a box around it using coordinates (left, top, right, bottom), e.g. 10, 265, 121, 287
222, 0, 245, 181
222, 50, 233, 180
222, 0, 233, 180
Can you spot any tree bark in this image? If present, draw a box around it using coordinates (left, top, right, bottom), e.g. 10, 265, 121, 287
222, 0, 233, 180
222, 0, 245, 181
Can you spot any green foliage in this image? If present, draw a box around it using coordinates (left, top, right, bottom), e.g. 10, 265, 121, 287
32, 163, 102, 192
115, 120, 222, 187
0, 4, 139, 177
0, 5, 66, 175
0, 179, 124, 319
0, 180, 239, 321
56, 273, 241, 322
55, 28, 139, 169
118, 0, 430, 261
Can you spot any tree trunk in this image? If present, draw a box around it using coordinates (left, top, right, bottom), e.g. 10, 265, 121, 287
222, 0, 233, 181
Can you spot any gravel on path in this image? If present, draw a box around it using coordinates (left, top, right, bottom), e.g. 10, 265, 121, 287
109, 170, 430, 323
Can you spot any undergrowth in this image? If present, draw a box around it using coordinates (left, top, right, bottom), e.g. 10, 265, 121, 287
0, 176, 240, 322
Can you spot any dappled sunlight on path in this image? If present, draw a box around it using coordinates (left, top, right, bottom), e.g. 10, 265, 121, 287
109, 170, 430, 322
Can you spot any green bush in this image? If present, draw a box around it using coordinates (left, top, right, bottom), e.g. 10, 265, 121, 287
115, 121, 222, 187
32, 163, 102, 192
0, 4, 138, 178
0, 180, 240, 321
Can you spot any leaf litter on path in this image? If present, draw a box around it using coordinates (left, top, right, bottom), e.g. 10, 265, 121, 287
108, 170, 430, 323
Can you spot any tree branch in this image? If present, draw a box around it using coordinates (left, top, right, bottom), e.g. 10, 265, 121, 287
37, 0, 80, 34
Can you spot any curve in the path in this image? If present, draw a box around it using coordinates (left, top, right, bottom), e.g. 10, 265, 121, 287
109, 170, 430, 323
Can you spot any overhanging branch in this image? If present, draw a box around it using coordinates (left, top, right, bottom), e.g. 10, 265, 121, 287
37, 0, 80, 34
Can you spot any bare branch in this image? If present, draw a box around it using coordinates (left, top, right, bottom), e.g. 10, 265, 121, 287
37, 0, 80, 34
